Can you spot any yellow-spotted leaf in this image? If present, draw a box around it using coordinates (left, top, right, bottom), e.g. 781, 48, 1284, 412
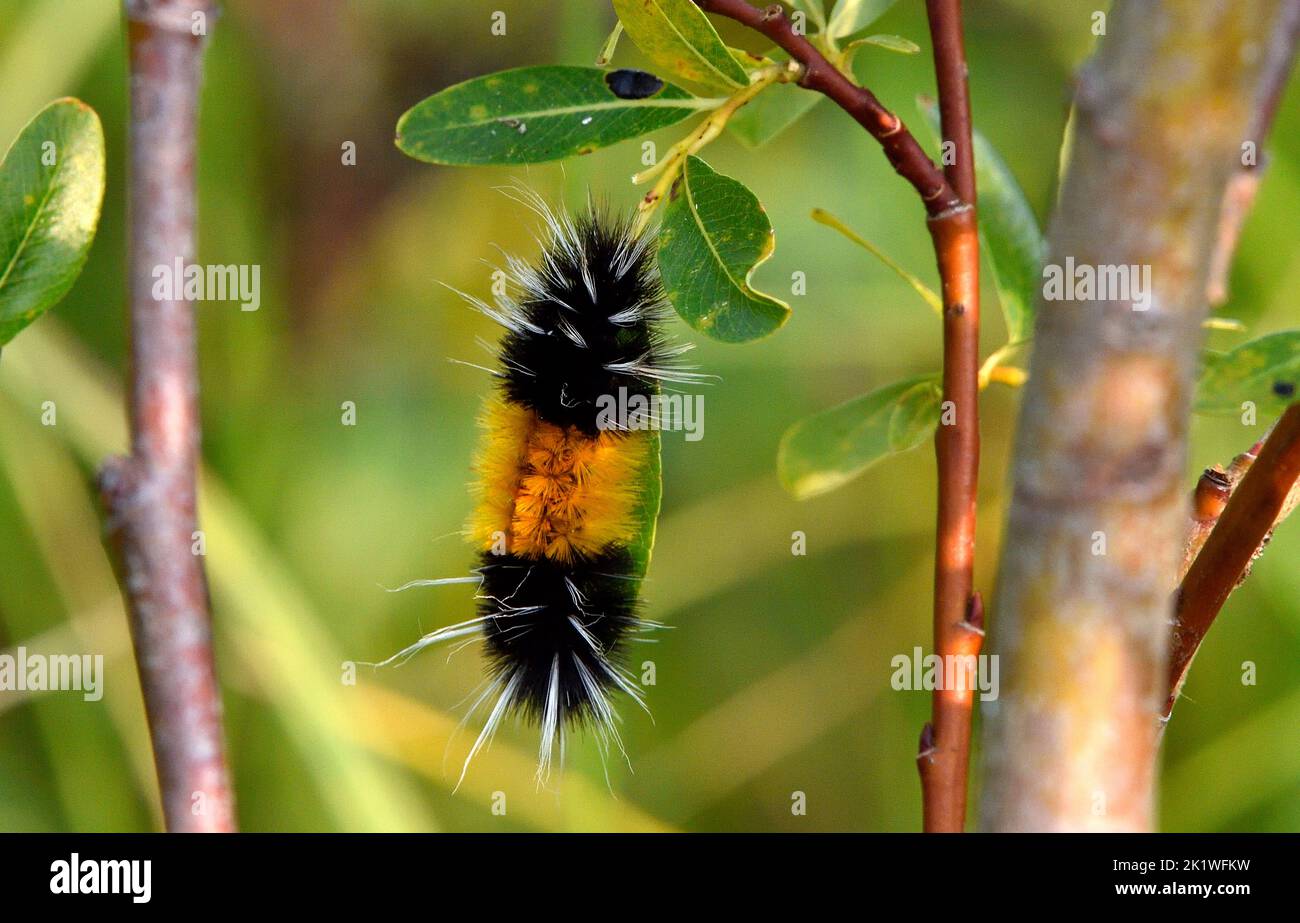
0, 98, 105, 346
1196, 331, 1300, 416
657, 156, 790, 343
396, 66, 705, 166
613, 0, 750, 92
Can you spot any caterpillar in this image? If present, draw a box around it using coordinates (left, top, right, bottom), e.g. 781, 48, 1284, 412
381, 192, 703, 786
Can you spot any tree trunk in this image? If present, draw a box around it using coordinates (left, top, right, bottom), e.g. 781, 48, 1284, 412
979, 0, 1294, 831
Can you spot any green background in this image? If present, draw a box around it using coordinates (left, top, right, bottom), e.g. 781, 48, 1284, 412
0, 0, 1296, 832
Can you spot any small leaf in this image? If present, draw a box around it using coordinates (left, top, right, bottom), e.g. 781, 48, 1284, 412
788, 0, 828, 31
921, 99, 1044, 345
828, 0, 899, 39
613, 0, 750, 92
728, 86, 821, 148
727, 47, 822, 148
1195, 331, 1300, 416
845, 33, 920, 54
657, 156, 790, 343
0, 98, 105, 346
595, 21, 624, 66
626, 430, 663, 578
1202, 316, 1245, 332
395, 66, 704, 166
888, 378, 943, 452
810, 207, 941, 314
779, 375, 939, 499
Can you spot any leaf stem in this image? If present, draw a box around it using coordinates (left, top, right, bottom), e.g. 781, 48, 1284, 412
633, 61, 796, 234
810, 207, 942, 314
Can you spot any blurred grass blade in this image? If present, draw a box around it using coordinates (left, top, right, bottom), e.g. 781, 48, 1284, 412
657, 156, 790, 342
0, 0, 117, 144
613, 0, 750, 91
351, 685, 673, 832
1195, 330, 1300, 415
0, 98, 105, 345
778, 374, 940, 499
828, 0, 900, 39
3, 324, 435, 831
920, 98, 1044, 345
811, 207, 941, 314
396, 66, 706, 166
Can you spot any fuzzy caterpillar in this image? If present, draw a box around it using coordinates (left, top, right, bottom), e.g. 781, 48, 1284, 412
382, 192, 701, 786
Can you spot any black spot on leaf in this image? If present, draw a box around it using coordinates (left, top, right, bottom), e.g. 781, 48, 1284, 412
604, 69, 664, 100
1273, 380, 1295, 398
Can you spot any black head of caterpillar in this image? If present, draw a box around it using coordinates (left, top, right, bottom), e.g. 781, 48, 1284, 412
378, 193, 701, 787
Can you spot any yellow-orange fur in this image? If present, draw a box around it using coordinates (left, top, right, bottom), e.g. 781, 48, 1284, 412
468, 396, 648, 563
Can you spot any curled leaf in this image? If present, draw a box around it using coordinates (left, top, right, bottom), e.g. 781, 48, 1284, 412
657, 156, 790, 343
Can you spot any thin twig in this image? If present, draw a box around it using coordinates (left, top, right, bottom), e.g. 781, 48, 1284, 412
99, 0, 234, 833
694, 0, 960, 215
978, 0, 1290, 832
694, 0, 981, 831
1166, 403, 1300, 719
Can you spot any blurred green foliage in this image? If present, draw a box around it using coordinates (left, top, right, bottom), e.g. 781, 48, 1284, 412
0, 0, 1297, 832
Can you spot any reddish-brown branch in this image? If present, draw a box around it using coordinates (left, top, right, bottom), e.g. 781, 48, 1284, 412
917, 0, 980, 834
696, 0, 981, 831
694, 0, 960, 214
99, 0, 234, 833
1166, 403, 1300, 719
925, 0, 975, 206
919, 202, 980, 832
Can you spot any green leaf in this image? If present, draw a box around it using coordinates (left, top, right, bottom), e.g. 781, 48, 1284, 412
0, 98, 105, 346
613, 0, 750, 92
727, 47, 822, 148
595, 21, 624, 66
921, 99, 1044, 345
627, 429, 663, 578
729, 46, 774, 73
810, 207, 941, 314
888, 377, 943, 452
778, 375, 939, 499
828, 0, 899, 39
657, 156, 791, 343
845, 33, 920, 54
1195, 331, 1300, 416
395, 66, 704, 166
